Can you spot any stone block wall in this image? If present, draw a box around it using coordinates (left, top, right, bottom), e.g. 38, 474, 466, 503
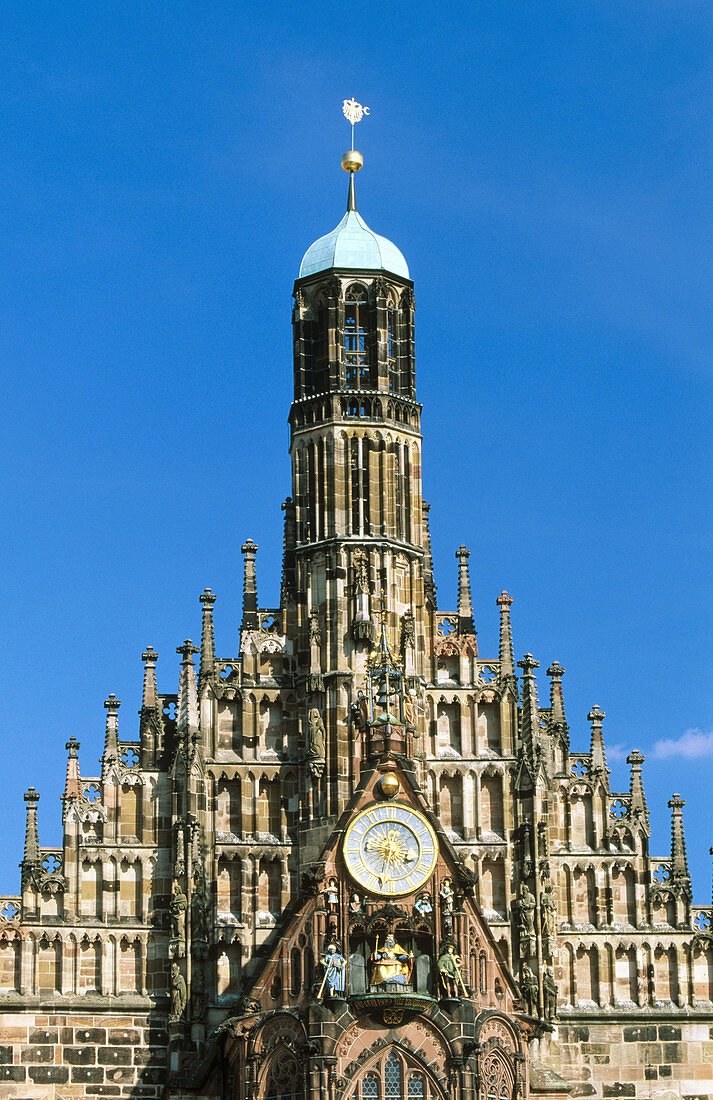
536, 1018, 713, 1100
0, 1010, 167, 1098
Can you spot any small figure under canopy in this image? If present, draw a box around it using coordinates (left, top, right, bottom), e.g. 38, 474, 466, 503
370, 933, 413, 988
317, 942, 347, 999
437, 942, 466, 999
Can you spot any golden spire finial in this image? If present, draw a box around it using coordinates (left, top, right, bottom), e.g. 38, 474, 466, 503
341, 97, 368, 174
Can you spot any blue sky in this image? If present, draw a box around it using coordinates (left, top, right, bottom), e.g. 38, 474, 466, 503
0, 2, 711, 897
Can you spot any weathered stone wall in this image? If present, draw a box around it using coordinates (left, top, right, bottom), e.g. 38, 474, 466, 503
0, 1009, 167, 1098
536, 1017, 713, 1100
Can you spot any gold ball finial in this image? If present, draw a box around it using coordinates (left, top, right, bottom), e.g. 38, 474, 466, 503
341, 149, 363, 173
378, 773, 400, 800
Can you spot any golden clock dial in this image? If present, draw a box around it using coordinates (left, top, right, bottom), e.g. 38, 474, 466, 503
343, 802, 438, 897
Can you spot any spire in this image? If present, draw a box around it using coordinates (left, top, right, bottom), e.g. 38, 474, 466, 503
176, 640, 200, 738
668, 793, 691, 897
587, 705, 608, 779
456, 545, 475, 634
102, 694, 121, 773
517, 654, 540, 764
627, 749, 649, 828
141, 647, 158, 710
546, 662, 567, 729
341, 96, 366, 212
199, 589, 216, 682
241, 539, 259, 633
22, 788, 40, 867
63, 737, 82, 801
422, 503, 437, 610
496, 591, 515, 679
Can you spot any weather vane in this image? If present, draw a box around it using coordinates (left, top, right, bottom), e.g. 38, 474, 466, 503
342, 98, 370, 151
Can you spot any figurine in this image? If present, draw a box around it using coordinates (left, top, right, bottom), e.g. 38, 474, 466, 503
317, 942, 346, 999
439, 878, 454, 914
348, 891, 363, 916
437, 943, 465, 998
325, 878, 339, 914
370, 933, 413, 988
520, 963, 538, 1016
543, 965, 557, 1021
414, 893, 433, 918
169, 962, 187, 1022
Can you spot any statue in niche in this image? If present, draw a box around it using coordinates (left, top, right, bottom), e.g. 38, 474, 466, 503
348, 891, 363, 916
520, 963, 538, 1016
191, 965, 206, 1021
440, 878, 454, 932
325, 877, 339, 915
543, 965, 557, 1022
170, 880, 188, 943
540, 883, 557, 956
353, 551, 370, 594
437, 943, 465, 999
414, 893, 433, 918
370, 933, 413, 988
317, 942, 347, 999
309, 609, 322, 646
169, 962, 187, 1022
401, 610, 415, 650
516, 882, 536, 957
307, 707, 326, 777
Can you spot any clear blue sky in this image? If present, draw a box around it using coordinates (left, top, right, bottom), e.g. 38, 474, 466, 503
1, 2, 711, 897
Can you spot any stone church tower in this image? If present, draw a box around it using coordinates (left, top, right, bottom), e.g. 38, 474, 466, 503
1, 136, 712, 1100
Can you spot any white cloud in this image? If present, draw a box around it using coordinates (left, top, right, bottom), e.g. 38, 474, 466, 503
606, 743, 628, 762
653, 729, 713, 761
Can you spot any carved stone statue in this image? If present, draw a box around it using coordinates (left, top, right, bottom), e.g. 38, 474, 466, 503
353, 551, 370, 595
543, 965, 557, 1022
170, 880, 188, 943
191, 877, 208, 943
516, 883, 536, 957
414, 893, 433, 918
437, 943, 463, 998
169, 962, 187, 1022
540, 883, 557, 956
520, 963, 538, 1016
307, 708, 326, 764
325, 878, 339, 915
309, 610, 322, 646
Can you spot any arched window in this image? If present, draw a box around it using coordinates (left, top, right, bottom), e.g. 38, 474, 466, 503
263, 1046, 304, 1100
352, 1049, 442, 1100
309, 300, 329, 395
345, 288, 375, 390
387, 304, 398, 392
480, 1049, 513, 1100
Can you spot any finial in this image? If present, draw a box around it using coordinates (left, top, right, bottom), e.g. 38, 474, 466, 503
497, 591, 515, 678
341, 98, 369, 210
240, 540, 259, 634
456, 546, 475, 634
64, 738, 82, 801
22, 788, 41, 868
546, 662, 567, 728
102, 695, 121, 774
199, 589, 216, 683
141, 647, 159, 711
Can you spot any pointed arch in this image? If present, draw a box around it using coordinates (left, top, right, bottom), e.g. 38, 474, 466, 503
344, 1045, 447, 1100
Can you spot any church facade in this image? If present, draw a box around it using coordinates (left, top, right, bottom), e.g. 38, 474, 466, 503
1, 150, 712, 1100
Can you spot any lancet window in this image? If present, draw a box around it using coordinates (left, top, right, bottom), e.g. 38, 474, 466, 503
262, 1046, 304, 1100
345, 287, 375, 390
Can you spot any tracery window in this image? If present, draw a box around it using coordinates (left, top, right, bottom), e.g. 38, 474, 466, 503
263, 1046, 304, 1100
480, 1050, 513, 1100
345, 287, 375, 389
355, 1050, 439, 1100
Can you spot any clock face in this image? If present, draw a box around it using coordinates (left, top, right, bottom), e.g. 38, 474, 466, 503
343, 802, 438, 897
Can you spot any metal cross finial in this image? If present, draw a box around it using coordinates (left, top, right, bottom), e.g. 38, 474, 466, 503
342, 97, 370, 150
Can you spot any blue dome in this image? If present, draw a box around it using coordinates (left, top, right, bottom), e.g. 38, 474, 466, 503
299, 209, 409, 280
